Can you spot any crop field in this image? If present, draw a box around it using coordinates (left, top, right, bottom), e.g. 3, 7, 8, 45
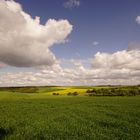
0, 86, 140, 140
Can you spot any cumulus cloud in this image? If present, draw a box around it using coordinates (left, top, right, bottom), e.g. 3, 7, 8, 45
0, 0, 73, 67
92, 50, 140, 70
1, 49, 140, 87
64, 0, 80, 9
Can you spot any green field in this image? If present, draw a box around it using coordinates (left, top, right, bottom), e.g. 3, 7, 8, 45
0, 86, 140, 140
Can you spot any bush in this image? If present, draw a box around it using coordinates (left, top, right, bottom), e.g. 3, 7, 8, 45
86, 89, 96, 93
86, 86, 140, 96
67, 92, 72, 96
67, 92, 78, 96
129, 89, 139, 96
86, 89, 91, 93
52, 93, 59, 96
11, 87, 38, 93
73, 92, 78, 96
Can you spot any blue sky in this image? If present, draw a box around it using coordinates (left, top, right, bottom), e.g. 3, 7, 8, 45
16, 0, 140, 59
0, 0, 140, 86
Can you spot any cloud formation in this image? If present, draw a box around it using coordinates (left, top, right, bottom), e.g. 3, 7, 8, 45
0, 1, 139, 86
0, 0, 73, 67
64, 0, 80, 8
0, 49, 140, 87
136, 16, 140, 25
92, 50, 140, 70
92, 41, 99, 46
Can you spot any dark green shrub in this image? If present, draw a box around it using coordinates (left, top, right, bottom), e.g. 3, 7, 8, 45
86, 89, 91, 93
129, 89, 139, 96
52, 93, 56, 95
67, 92, 72, 96
72, 92, 78, 96
67, 92, 78, 96
52, 93, 59, 95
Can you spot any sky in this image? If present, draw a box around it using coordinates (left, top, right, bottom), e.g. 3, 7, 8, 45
0, 0, 140, 86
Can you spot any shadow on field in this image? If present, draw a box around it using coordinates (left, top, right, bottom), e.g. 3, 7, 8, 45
0, 127, 12, 140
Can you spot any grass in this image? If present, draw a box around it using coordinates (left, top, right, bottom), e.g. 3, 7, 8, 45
0, 87, 140, 139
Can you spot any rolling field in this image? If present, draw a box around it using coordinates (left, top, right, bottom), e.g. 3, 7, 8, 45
0, 87, 140, 140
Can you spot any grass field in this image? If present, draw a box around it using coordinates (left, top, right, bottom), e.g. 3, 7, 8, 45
0, 86, 140, 140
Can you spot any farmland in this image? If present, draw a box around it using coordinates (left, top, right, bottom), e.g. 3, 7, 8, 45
0, 86, 140, 140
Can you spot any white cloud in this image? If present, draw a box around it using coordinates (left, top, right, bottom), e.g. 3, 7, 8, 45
92, 50, 140, 70
92, 41, 99, 46
0, 0, 73, 67
64, 0, 80, 9
136, 16, 140, 25
1, 49, 140, 87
